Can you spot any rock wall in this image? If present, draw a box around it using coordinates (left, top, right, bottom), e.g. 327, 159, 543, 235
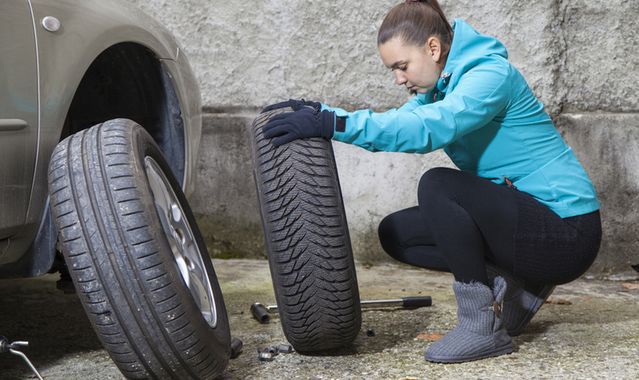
127, 0, 639, 278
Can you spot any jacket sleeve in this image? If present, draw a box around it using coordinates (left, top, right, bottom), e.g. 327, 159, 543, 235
397, 92, 430, 112
324, 63, 512, 153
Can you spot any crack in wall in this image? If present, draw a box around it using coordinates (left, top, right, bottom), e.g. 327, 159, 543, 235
552, 0, 569, 117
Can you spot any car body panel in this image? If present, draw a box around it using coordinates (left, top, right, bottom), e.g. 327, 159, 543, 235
0, 0, 202, 273
0, 1, 39, 241
26, 0, 188, 228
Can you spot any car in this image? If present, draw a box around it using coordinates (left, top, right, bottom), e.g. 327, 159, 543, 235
0, 0, 230, 378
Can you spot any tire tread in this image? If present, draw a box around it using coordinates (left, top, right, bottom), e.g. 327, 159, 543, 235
250, 110, 361, 352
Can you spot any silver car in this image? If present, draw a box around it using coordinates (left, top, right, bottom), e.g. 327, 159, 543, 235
1, 1, 230, 378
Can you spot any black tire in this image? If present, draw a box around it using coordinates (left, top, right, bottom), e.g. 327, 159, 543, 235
249, 108, 361, 352
48, 119, 230, 379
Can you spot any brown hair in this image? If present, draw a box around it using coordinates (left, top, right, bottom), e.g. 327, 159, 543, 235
377, 0, 453, 51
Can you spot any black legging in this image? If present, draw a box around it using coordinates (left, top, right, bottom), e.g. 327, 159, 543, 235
378, 168, 602, 286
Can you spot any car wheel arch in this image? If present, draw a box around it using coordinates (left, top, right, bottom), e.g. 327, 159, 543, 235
5, 43, 190, 279
61, 42, 187, 185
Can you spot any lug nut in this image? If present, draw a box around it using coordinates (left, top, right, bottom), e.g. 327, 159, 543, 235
276, 344, 294, 354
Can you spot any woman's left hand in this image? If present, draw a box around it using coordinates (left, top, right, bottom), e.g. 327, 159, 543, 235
262, 108, 337, 146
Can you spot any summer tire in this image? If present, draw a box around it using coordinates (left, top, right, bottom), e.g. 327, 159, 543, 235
48, 119, 230, 379
249, 108, 362, 352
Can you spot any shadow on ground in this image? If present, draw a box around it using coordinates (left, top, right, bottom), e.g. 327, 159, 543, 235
0, 275, 104, 379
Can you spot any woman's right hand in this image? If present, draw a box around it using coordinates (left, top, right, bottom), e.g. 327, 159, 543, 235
262, 108, 337, 146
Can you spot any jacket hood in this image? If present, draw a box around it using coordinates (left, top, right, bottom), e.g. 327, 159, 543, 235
435, 19, 509, 92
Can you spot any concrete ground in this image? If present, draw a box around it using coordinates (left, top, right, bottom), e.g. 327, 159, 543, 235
0, 259, 637, 379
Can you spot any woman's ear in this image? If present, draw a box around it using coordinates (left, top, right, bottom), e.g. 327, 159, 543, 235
425, 36, 442, 63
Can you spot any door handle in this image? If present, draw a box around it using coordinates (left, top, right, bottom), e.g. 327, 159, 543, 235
0, 119, 28, 131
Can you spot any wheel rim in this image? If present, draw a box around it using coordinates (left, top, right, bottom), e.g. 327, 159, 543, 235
144, 157, 218, 328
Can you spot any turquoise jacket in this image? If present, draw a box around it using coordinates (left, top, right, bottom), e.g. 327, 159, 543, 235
323, 19, 599, 218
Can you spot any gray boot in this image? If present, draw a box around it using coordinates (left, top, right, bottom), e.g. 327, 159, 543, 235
425, 277, 513, 363
487, 265, 555, 336
502, 282, 554, 336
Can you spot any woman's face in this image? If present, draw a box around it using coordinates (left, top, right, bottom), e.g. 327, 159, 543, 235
379, 36, 444, 94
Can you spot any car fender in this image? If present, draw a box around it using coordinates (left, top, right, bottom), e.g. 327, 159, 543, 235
4, 0, 202, 278
28, 0, 201, 218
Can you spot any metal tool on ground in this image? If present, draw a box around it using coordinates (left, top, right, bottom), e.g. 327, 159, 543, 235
0, 336, 44, 380
257, 343, 295, 361
257, 347, 277, 362
251, 296, 433, 324
230, 337, 243, 359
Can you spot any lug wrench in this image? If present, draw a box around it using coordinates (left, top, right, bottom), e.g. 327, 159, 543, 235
250, 296, 432, 324
0, 336, 43, 380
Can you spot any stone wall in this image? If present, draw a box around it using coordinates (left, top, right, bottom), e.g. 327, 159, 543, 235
127, 0, 639, 278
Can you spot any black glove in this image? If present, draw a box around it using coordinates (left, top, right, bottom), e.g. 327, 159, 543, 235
261, 98, 322, 113
262, 108, 342, 146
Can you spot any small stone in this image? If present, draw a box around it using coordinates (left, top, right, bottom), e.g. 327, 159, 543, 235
545, 297, 572, 305
414, 332, 444, 342
366, 329, 376, 337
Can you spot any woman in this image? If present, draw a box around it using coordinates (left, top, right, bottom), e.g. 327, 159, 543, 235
261, 0, 601, 363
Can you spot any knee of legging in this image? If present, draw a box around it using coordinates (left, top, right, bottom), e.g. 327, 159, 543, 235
377, 213, 403, 257
418, 167, 458, 203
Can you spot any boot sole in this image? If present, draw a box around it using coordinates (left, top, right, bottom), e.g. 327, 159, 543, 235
425, 342, 514, 364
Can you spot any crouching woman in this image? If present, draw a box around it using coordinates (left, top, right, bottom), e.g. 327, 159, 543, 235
262, 0, 601, 363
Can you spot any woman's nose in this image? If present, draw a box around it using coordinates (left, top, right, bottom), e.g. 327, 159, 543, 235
394, 71, 407, 85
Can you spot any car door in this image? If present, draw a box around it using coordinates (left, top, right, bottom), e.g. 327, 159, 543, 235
0, 1, 38, 240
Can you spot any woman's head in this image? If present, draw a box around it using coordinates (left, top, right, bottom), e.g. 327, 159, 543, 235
377, 0, 453, 94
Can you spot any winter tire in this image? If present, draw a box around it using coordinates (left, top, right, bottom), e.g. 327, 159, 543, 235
249, 108, 362, 352
48, 119, 230, 379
